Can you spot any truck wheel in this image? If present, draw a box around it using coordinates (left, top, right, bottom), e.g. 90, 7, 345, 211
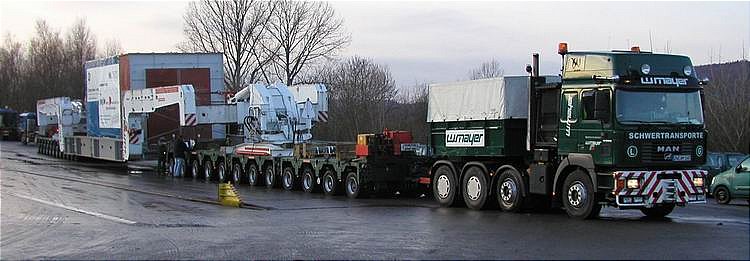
496, 168, 525, 212
247, 164, 260, 186
562, 170, 601, 219
322, 170, 339, 196
345, 172, 362, 199
232, 163, 242, 184
301, 167, 318, 193
640, 204, 675, 218
432, 165, 460, 207
167, 157, 175, 176
714, 186, 731, 204
282, 167, 296, 191
462, 167, 489, 210
191, 160, 200, 180
264, 165, 276, 188
203, 160, 213, 181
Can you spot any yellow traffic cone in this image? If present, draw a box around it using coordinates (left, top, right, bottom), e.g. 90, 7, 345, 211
218, 182, 242, 207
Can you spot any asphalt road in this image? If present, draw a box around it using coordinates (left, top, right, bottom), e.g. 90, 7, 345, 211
1, 141, 748, 260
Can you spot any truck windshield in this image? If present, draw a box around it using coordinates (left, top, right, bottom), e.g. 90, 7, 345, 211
615, 89, 703, 125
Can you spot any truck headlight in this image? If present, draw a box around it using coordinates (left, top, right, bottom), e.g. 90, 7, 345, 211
693, 177, 704, 187
627, 178, 640, 189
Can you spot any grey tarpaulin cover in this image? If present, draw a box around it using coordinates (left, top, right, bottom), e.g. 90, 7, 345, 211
427, 76, 560, 122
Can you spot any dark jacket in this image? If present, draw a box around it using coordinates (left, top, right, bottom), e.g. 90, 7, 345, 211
173, 138, 187, 158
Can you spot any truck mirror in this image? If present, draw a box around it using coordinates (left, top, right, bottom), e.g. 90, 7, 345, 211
594, 90, 610, 123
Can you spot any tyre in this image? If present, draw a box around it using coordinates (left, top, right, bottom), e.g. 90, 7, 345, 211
345, 172, 362, 199
496, 168, 525, 212
301, 167, 319, 193
264, 165, 276, 188
191, 160, 201, 180
432, 165, 460, 207
462, 167, 489, 210
282, 167, 296, 191
203, 160, 213, 181
231, 163, 242, 184
714, 186, 731, 204
247, 164, 260, 186
322, 170, 339, 196
562, 170, 601, 219
640, 204, 675, 218
217, 163, 227, 182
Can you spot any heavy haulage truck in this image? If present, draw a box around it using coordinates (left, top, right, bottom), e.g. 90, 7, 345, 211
34, 44, 709, 219
427, 44, 708, 218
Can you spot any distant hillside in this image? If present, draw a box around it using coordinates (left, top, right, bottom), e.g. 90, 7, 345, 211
695, 60, 750, 153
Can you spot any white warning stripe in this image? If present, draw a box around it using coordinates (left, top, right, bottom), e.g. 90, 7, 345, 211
185, 114, 197, 126
318, 111, 328, 122
8, 193, 137, 225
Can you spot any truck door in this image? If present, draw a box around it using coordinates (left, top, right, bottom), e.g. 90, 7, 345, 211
577, 88, 613, 164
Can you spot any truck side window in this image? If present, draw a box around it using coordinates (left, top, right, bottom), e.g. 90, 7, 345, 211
581, 90, 595, 120
561, 91, 578, 122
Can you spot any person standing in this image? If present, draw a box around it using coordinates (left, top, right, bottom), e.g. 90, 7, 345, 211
172, 134, 187, 177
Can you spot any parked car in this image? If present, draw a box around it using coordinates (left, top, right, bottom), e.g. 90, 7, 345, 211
710, 155, 750, 204
701, 152, 749, 189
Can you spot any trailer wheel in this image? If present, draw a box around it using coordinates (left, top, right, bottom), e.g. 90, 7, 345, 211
232, 163, 242, 184
562, 170, 601, 219
191, 160, 201, 179
345, 172, 363, 199
264, 165, 276, 188
496, 168, 525, 212
301, 167, 319, 193
203, 160, 214, 181
462, 167, 489, 210
640, 204, 675, 218
217, 163, 227, 183
247, 164, 260, 186
433, 165, 460, 207
282, 167, 296, 191
322, 170, 339, 196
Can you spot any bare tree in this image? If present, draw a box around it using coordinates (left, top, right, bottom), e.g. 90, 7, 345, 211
64, 18, 97, 99
181, 0, 277, 90
27, 20, 67, 101
469, 58, 504, 80
310, 56, 396, 141
101, 38, 122, 57
389, 83, 429, 143
697, 61, 750, 153
0, 34, 26, 110
267, 0, 350, 86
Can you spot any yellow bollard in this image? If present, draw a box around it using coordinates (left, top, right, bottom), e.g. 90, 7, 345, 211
218, 182, 242, 207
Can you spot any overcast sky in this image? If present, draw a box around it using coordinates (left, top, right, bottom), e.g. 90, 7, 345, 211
2, 1, 748, 88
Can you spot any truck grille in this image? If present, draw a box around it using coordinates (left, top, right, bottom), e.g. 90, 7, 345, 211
640, 143, 694, 163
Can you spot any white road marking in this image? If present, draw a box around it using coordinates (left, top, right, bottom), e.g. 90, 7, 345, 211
7, 193, 137, 225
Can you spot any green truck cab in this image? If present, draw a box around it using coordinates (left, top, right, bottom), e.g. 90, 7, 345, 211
428, 44, 708, 219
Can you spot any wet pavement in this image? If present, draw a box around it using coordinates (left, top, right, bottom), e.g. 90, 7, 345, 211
1, 140, 748, 259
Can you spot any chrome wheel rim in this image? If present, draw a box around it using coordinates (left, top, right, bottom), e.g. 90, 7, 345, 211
204, 163, 211, 180
466, 176, 481, 201
568, 181, 586, 208
218, 167, 225, 182
500, 178, 516, 204
232, 168, 240, 183
347, 176, 358, 194
192, 164, 199, 179
265, 169, 273, 186
436, 175, 450, 199
283, 171, 292, 188
248, 168, 257, 184
324, 175, 334, 192
303, 173, 312, 190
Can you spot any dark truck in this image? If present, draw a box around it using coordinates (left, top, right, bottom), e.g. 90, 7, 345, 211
0, 108, 19, 140
427, 44, 708, 219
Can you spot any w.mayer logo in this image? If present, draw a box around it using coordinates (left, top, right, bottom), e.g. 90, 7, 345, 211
640, 77, 688, 87
446, 129, 484, 147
